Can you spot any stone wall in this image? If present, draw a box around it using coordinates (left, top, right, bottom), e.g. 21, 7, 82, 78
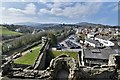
33, 40, 49, 70
13, 63, 30, 69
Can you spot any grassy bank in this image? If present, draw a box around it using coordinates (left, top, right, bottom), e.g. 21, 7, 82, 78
0, 26, 22, 36
49, 50, 78, 60
14, 44, 42, 65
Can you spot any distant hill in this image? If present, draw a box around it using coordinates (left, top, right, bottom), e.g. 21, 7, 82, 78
76, 22, 93, 25
15, 22, 59, 28
15, 22, 118, 29
16, 22, 41, 26
76, 22, 108, 27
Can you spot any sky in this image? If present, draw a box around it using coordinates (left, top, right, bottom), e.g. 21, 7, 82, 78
0, 0, 119, 26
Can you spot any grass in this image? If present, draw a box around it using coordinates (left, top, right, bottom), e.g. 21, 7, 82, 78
14, 44, 42, 65
15, 44, 78, 65
49, 50, 78, 60
0, 26, 22, 36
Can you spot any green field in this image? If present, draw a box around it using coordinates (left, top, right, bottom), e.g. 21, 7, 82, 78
14, 44, 42, 65
49, 51, 78, 60
0, 26, 22, 36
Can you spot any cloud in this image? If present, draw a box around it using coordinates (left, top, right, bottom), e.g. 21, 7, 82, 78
2, 0, 119, 2
1, 2, 117, 25
8, 8, 25, 16
53, 0, 69, 2
39, 8, 50, 14
51, 7, 63, 15
113, 5, 118, 11
107, 3, 118, 12
0, 3, 37, 24
39, 2, 102, 18
46, 2, 74, 8
7, 3, 36, 15
39, 0, 48, 3
0, 7, 6, 11
24, 3, 36, 14
0, 7, 6, 15
39, 0, 119, 2
1, 15, 38, 24
38, 0, 70, 3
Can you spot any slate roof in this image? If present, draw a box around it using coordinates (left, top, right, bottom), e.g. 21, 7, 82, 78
83, 49, 118, 60
96, 35, 112, 40
85, 38, 99, 45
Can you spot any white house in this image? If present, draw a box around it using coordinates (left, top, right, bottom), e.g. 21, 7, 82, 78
85, 38, 102, 48
87, 33, 95, 38
95, 37, 114, 47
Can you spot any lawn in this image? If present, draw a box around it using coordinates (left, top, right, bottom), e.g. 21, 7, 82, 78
49, 50, 78, 60
14, 44, 42, 65
0, 26, 22, 36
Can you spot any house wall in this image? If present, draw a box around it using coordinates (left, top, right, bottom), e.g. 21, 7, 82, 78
85, 41, 96, 47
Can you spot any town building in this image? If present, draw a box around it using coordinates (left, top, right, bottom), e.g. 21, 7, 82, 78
84, 38, 103, 48
82, 49, 118, 66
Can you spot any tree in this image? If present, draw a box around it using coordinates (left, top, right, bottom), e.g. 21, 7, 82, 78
47, 32, 57, 47
78, 34, 85, 44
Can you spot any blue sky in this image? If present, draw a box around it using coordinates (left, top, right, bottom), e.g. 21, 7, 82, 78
0, 1, 119, 26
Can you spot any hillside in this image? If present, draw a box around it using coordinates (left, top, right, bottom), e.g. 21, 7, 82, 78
15, 22, 59, 28
0, 26, 22, 36
76, 22, 107, 27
